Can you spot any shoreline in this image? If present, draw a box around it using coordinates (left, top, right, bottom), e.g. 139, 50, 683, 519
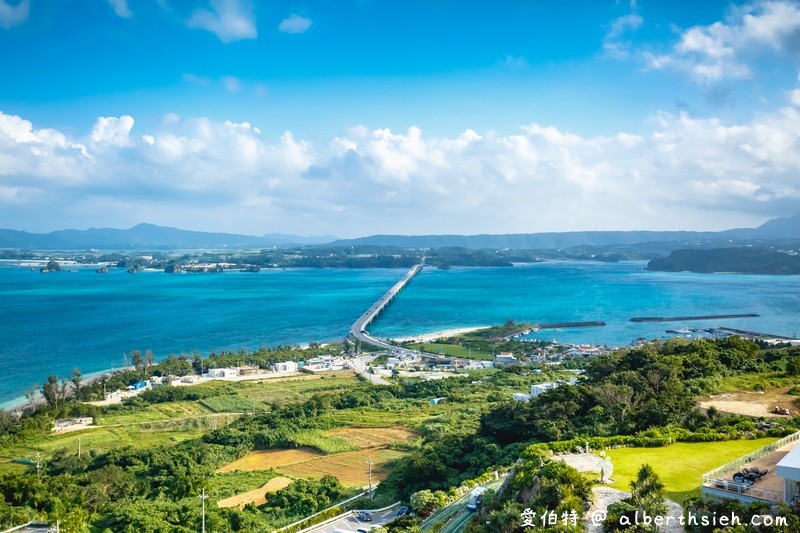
391, 326, 491, 344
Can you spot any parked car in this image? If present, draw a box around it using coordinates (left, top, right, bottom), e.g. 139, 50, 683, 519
357, 510, 373, 521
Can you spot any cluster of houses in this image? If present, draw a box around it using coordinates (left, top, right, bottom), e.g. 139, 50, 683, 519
97, 363, 301, 404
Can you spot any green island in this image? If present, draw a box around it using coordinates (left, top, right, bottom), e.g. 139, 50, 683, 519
647, 247, 800, 275
3, 331, 800, 532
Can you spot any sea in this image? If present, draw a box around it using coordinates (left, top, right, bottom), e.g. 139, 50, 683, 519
1, 261, 799, 407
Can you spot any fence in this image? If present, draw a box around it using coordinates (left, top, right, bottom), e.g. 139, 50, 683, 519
700, 430, 800, 503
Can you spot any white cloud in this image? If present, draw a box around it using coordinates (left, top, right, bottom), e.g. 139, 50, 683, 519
278, 14, 312, 34
504, 55, 527, 68
1, 107, 799, 234
107, 0, 132, 18
187, 0, 257, 43
90, 115, 134, 147
0, 0, 29, 29
643, 1, 800, 82
222, 75, 241, 93
603, 13, 643, 58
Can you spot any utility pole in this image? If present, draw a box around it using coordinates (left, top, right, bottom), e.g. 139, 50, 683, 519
35, 452, 41, 477
200, 487, 207, 533
366, 456, 373, 499
78, 437, 81, 458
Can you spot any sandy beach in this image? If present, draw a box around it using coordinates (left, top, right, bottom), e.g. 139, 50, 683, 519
392, 326, 490, 343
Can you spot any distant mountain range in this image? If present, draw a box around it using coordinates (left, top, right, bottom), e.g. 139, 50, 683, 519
0, 213, 797, 251
330, 213, 800, 249
0, 223, 338, 250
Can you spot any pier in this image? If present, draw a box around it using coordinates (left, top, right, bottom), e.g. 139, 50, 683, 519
630, 313, 759, 323
534, 321, 605, 329
349, 262, 424, 353
716, 327, 798, 342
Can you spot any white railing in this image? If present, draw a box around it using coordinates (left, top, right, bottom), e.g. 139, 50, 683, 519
700, 430, 800, 504
703, 431, 800, 481
702, 479, 780, 503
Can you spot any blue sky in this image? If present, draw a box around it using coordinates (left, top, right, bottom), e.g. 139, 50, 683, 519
1, 0, 800, 236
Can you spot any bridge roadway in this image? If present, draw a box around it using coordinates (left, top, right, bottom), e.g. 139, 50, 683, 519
349, 262, 424, 356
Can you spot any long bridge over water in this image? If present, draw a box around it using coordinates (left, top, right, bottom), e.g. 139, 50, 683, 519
349, 261, 424, 355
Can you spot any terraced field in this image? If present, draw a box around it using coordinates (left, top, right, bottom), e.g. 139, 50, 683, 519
277, 447, 406, 487
216, 447, 324, 473
215, 425, 418, 487
329, 426, 418, 448
217, 476, 293, 508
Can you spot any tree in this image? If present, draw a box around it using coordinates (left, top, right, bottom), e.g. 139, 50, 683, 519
410, 489, 437, 517
41, 375, 64, 409
144, 349, 154, 376
629, 464, 667, 517
131, 350, 144, 379
71, 368, 83, 401
787, 357, 800, 377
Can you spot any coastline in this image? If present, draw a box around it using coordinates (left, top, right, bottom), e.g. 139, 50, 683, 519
391, 326, 490, 344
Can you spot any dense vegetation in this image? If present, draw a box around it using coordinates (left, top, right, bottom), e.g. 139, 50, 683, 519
647, 247, 800, 274
2, 336, 800, 531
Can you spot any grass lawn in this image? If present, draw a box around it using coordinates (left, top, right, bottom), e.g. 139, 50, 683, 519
408, 343, 493, 360
606, 437, 778, 504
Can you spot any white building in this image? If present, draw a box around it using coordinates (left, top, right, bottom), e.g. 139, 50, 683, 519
513, 393, 532, 402
494, 353, 519, 367
273, 361, 298, 372
531, 382, 560, 397
205, 368, 239, 378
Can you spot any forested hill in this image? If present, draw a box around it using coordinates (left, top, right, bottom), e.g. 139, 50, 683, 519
646, 247, 800, 274
331, 212, 800, 249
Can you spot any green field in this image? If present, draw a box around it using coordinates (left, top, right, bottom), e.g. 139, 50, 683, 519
235, 372, 366, 405
200, 394, 267, 413
0, 420, 228, 475
409, 343, 493, 360
606, 437, 778, 503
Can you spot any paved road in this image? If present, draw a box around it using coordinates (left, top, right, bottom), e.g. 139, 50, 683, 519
421, 478, 506, 533
309, 506, 400, 533
348, 354, 391, 386
349, 263, 423, 357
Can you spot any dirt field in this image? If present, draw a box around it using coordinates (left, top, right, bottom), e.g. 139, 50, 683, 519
277, 448, 406, 487
216, 426, 415, 488
216, 476, 293, 508
698, 387, 798, 417
216, 447, 324, 473
328, 426, 418, 449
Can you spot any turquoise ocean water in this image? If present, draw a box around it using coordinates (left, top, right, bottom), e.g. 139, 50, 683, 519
1, 261, 799, 406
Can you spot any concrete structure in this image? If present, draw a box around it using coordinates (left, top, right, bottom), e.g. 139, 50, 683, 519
204, 368, 239, 378
273, 361, 298, 372
701, 431, 800, 504
513, 393, 532, 401
494, 353, 519, 366
776, 445, 800, 504
531, 382, 560, 397
349, 262, 425, 355
53, 417, 93, 432
238, 365, 260, 375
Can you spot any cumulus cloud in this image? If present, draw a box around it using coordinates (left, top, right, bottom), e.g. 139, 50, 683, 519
107, 0, 132, 18
187, 0, 257, 43
278, 14, 312, 34
1, 107, 799, 234
0, 0, 29, 29
643, 0, 800, 82
90, 115, 134, 147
